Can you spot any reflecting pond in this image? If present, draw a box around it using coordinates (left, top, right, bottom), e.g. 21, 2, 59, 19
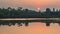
0, 18, 60, 34
0, 22, 60, 34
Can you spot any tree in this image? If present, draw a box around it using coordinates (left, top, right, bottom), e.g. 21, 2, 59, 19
7, 7, 12, 11
53, 8, 55, 12
17, 7, 22, 11
46, 8, 51, 12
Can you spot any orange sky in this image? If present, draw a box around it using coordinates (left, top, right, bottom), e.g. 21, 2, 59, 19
0, 0, 60, 10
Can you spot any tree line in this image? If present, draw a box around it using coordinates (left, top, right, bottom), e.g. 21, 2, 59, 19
0, 7, 60, 18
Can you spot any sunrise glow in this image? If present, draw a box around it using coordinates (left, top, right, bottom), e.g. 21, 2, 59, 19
0, 0, 60, 10
0, 0, 60, 34
37, 8, 40, 10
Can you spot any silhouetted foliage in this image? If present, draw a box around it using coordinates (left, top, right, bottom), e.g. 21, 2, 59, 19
0, 7, 60, 26
0, 7, 60, 18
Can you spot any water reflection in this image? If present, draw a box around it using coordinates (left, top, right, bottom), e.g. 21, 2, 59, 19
0, 20, 60, 26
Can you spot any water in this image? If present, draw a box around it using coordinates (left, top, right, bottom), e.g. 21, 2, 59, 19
0, 22, 60, 34
0, 18, 60, 34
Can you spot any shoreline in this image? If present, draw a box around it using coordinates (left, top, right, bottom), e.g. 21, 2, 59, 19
0, 18, 60, 21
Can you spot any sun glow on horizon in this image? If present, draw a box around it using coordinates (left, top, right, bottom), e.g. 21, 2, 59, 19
0, 0, 60, 10
37, 8, 40, 10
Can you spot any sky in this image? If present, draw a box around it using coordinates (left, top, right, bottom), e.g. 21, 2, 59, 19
0, 0, 60, 10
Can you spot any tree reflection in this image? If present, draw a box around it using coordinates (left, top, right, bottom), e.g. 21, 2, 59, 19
45, 20, 51, 26
0, 20, 60, 26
